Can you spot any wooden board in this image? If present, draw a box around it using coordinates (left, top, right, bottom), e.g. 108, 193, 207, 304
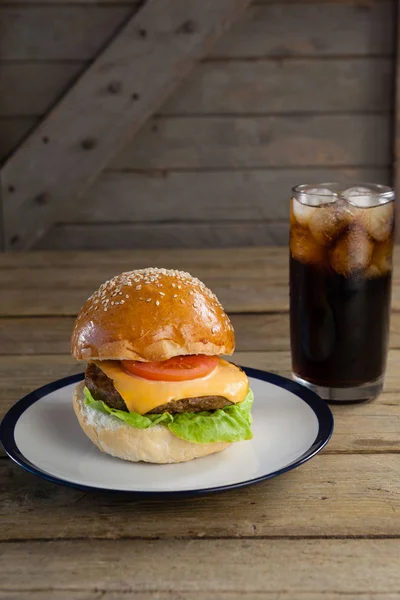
3, 245, 400, 314
37, 221, 289, 250
67, 168, 390, 224
162, 58, 393, 114
1, 539, 400, 594
0, 63, 84, 117
1, 595, 399, 600
110, 114, 391, 169
1, 454, 400, 539
0, 245, 288, 271
212, 1, 395, 57
0, 2, 393, 61
0, 6, 133, 60
0, 58, 392, 118
3, 311, 400, 354
0, 0, 253, 250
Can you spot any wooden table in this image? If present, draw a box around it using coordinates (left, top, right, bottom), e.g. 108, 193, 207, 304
1, 247, 400, 598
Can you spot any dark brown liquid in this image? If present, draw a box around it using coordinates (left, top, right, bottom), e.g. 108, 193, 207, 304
290, 256, 391, 387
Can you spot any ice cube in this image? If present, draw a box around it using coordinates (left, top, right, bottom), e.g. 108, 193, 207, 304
342, 186, 378, 208
301, 187, 336, 207
309, 202, 353, 247
330, 225, 373, 276
367, 239, 393, 278
358, 202, 394, 242
290, 226, 327, 266
292, 198, 317, 227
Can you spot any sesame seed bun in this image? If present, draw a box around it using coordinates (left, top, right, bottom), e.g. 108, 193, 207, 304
73, 381, 231, 464
71, 268, 235, 362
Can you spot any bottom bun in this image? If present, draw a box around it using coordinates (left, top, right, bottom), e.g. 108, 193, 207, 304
73, 381, 231, 464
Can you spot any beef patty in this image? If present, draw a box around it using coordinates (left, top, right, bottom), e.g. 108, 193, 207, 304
85, 362, 233, 414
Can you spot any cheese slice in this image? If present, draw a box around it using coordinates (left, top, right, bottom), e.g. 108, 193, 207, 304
93, 358, 248, 415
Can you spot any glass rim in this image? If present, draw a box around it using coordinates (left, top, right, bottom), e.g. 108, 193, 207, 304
292, 182, 395, 207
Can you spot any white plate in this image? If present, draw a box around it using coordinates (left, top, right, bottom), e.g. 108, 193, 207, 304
0, 368, 333, 495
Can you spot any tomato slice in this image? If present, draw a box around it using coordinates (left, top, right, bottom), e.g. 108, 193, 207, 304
122, 355, 219, 381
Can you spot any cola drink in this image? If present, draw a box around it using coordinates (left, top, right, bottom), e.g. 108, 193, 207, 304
290, 184, 395, 401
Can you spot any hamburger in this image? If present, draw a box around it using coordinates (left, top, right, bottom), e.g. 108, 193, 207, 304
71, 268, 253, 464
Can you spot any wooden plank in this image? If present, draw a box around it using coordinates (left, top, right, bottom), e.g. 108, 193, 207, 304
0, 63, 84, 117
0, 3, 393, 61
63, 168, 390, 224
162, 58, 393, 114
110, 115, 391, 169
37, 222, 290, 250
64, 167, 390, 224
0, 0, 253, 251
0, 246, 287, 271
3, 244, 400, 315
1, 595, 397, 600
2, 455, 400, 539
212, 1, 395, 58
1, 353, 400, 456
4, 311, 400, 354
0, 118, 37, 164
1, 539, 400, 593
0, 59, 392, 118
0, 6, 133, 60
1, 595, 398, 600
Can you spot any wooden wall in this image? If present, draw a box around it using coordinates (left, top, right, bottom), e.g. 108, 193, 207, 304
0, 0, 396, 249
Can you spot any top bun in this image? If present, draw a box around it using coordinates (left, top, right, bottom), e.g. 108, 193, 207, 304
71, 268, 235, 362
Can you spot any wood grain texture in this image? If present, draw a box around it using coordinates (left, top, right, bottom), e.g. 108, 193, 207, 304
2, 596, 398, 600
3, 311, 400, 354
0, 63, 84, 117
67, 168, 390, 224
212, 1, 395, 57
1, 455, 400, 539
0, 59, 393, 118
1, 353, 399, 456
0, 2, 393, 61
1, 596, 398, 600
1, 539, 400, 593
1, 0, 252, 250
2, 246, 400, 314
110, 115, 391, 169
37, 222, 290, 250
0, 6, 133, 60
162, 58, 393, 114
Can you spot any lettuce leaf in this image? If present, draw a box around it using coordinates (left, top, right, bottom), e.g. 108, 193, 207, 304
84, 386, 253, 444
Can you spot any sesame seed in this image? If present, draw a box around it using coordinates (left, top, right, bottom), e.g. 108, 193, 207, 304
155, 300, 160, 306
126, 294, 129, 298
189, 290, 194, 295
138, 297, 144, 301
180, 299, 185, 304
146, 298, 151, 303
159, 291, 165, 296
171, 283, 176, 288
136, 285, 141, 290
177, 285, 182, 289
173, 294, 178, 298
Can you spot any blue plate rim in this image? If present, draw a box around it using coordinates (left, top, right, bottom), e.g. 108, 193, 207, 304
0, 367, 334, 496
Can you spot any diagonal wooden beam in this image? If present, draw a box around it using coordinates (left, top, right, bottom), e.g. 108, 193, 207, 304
0, 0, 251, 251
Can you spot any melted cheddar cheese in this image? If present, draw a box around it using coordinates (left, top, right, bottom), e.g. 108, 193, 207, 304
93, 358, 248, 415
